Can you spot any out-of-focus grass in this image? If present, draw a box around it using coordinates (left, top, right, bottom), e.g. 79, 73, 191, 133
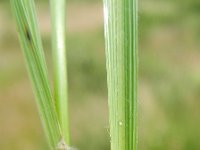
139, 1, 200, 150
1, 0, 200, 150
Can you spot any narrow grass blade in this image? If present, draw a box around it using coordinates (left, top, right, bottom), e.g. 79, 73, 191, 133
10, 0, 62, 149
50, 0, 70, 145
103, 0, 138, 150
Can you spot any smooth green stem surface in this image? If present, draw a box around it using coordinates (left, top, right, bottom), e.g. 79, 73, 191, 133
50, 0, 70, 145
103, 0, 138, 150
10, 0, 62, 149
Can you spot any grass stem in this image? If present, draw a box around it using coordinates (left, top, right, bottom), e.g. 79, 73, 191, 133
50, 0, 70, 145
103, 0, 138, 149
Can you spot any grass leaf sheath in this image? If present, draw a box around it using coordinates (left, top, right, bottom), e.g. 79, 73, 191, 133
103, 0, 138, 150
10, 0, 62, 149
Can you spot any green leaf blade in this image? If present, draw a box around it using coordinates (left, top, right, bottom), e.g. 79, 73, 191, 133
10, 0, 62, 149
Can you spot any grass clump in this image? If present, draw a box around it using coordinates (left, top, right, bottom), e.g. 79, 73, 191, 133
11, 0, 138, 149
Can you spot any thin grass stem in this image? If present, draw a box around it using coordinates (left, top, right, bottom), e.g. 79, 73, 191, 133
50, 0, 70, 145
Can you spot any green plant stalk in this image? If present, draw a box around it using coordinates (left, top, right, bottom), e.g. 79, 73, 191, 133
50, 0, 70, 145
103, 0, 138, 150
10, 0, 62, 149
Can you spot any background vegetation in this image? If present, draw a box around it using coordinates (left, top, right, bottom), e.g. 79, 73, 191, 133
0, 0, 200, 149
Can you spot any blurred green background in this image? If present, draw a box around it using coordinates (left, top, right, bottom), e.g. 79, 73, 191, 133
1, 0, 200, 149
